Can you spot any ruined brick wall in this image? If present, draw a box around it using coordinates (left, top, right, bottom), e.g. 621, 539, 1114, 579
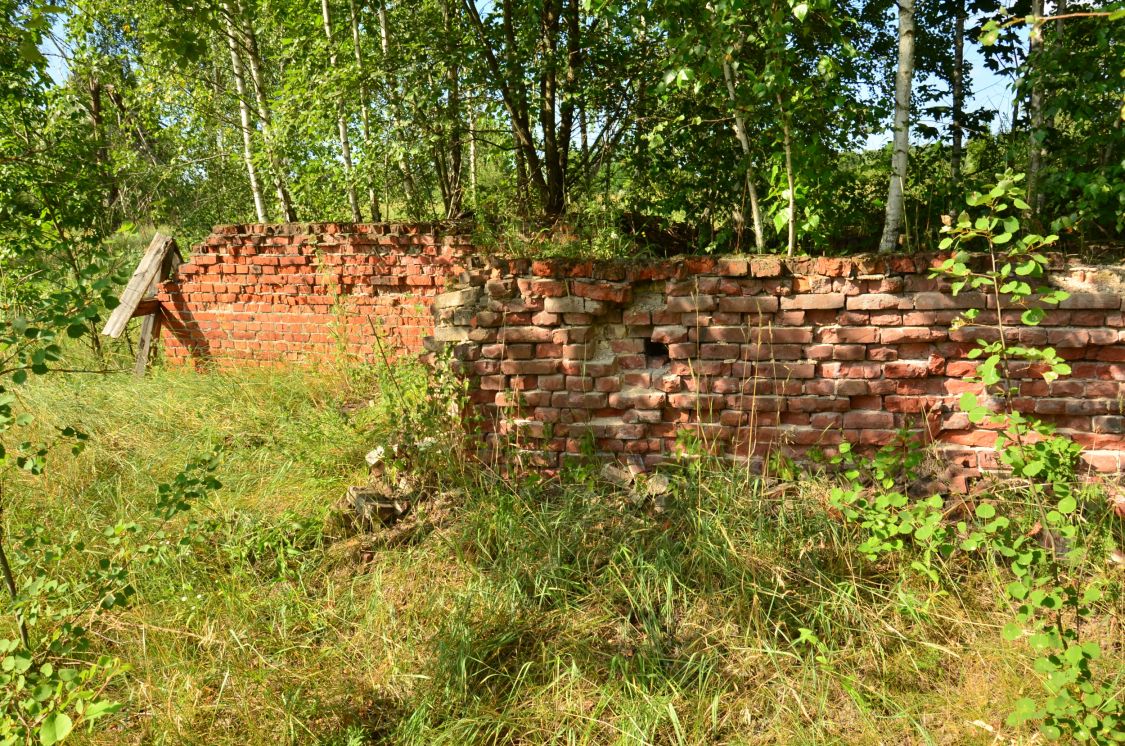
156, 224, 1125, 476
427, 254, 1125, 476
156, 223, 471, 365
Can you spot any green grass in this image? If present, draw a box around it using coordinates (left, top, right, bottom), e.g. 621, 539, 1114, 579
1, 363, 1121, 745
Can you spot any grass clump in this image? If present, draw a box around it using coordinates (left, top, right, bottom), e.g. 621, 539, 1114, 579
0, 362, 1121, 744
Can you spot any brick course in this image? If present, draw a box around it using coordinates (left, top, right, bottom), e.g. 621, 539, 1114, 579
155, 223, 470, 365
424, 250, 1125, 477
157, 224, 1125, 478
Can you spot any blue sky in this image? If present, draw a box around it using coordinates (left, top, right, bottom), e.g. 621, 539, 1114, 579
865, 35, 1023, 149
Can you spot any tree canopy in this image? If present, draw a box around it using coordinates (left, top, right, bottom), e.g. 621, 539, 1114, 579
2, 0, 1123, 256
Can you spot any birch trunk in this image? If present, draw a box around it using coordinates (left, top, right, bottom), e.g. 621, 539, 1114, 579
722, 59, 765, 251
440, 0, 464, 218
349, 0, 381, 220
223, 4, 268, 223
950, 0, 965, 189
321, 0, 361, 221
777, 95, 797, 256
878, 0, 915, 253
469, 110, 477, 208
377, 0, 420, 209
1026, 0, 1046, 222
240, 6, 297, 221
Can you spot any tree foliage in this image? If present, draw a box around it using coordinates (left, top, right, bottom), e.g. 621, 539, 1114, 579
0, 0, 1116, 254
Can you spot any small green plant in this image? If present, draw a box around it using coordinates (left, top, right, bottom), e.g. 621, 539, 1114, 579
936, 173, 1121, 743
829, 172, 1122, 743
0, 454, 220, 745
828, 441, 950, 581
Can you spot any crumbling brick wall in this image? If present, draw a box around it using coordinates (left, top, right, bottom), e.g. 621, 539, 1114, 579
156, 223, 471, 365
156, 224, 1125, 476
426, 254, 1125, 476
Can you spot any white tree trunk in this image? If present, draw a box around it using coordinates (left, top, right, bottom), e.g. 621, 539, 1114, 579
322, 0, 361, 221
223, 4, 268, 223
349, 0, 381, 220
240, 6, 297, 221
378, 0, 419, 209
950, 0, 965, 188
1026, 0, 1046, 221
879, 0, 915, 253
777, 94, 797, 256
722, 58, 765, 251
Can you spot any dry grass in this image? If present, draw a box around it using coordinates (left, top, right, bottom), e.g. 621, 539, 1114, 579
0, 363, 1120, 745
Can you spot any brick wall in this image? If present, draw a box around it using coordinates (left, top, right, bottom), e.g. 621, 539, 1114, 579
156, 223, 470, 365
426, 253, 1125, 477
157, 224, 1125, 477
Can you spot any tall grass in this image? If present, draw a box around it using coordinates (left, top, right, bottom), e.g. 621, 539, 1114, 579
1, 362, 1118, 744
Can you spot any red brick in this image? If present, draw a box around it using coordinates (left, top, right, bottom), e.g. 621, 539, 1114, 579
666, 295, 717, 312
622, 309, 651, 325
609, 390, 667, 409
652, 325, 688, 343
750, 257, 783, 277
818, 327, 879, 344
867, 346, 898, 362
718, 258, 749, 276
667, 343, 698, 358
780, 293, 845, 310
698, 326, 750, 342
884, 361, 930, 378
718, 296, 780, 314
700, 343, 741, 359
841, 410, 894, 429
500, 360, 559, 375
498, 326, 553, 343
573, 280, 631, 304
846, 294, 910, 311
833, 345, 867, 361
880, 327, 944, 344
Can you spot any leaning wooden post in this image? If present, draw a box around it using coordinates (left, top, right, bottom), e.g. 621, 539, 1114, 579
100, 233, 182, 375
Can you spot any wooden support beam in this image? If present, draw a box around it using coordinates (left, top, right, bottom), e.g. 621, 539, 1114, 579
131, 239, 184, 376
101, 233, 178, 338
132, 299, 161, 318
134, 312, 162, 376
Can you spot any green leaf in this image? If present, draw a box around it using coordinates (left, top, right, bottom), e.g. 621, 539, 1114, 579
791, 2, 809, 20
1057, 496, 1076, 514
82, 700, 122, 721
1040, 724, 1062, 741
1001, 622, 1023, 641
1007, 697, 1039, 725
39, 712, 72, 745
975, 503, 996, 519
18, 39, 46, 66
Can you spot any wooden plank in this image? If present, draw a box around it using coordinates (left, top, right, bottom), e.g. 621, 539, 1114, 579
101, 233, 176, 338
131, 299, 161, 318
132, 237, 183, 375
134, 312, 161, 376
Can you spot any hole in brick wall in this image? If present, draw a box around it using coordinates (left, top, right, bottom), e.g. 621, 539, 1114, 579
644, 339, 669, 366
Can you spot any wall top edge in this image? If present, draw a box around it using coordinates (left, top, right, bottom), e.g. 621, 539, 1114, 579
199, 226, 1125, 279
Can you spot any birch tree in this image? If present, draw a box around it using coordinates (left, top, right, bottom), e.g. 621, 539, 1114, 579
321, 0, 362, 221
878, 0, 915, 253
223, 2, 268, 222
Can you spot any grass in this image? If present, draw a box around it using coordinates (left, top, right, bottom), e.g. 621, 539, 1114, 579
1, 361, 1121, 745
